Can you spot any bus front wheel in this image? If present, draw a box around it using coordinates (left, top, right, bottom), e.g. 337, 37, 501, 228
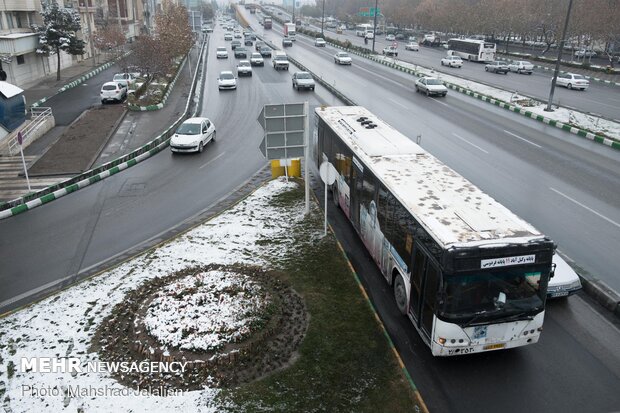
393, 274, 408, 315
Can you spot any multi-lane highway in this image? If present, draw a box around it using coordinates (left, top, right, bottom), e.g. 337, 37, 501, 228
1, 12, 619, 413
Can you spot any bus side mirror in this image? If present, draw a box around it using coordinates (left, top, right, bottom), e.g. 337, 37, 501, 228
550, 263, 556, 279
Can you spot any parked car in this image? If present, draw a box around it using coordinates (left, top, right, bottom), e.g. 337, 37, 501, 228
170, 117, 216, 154
485, 61, 509, 74
100, 81, 127, 104
508, 60, 534, 74
334, 51, 352, 65
260, 46, 272, 57
112, 73, 136, 88
237, 60, 253, 76
441, 55, 463, 68
414, 77, 448, 97
315, 37, 326, 47
386, 34, 395, 41
216, 46, 228, 59
234, 47, 248, 58
555, 73, 589, 90
250, 52, 264, 66
547, 254, 582, 299
231, 40, 241, 50
217, 70, 237, 90
282, 37, 293, 47
224, 33, 233, 41
405, 42, 419, 51
382, 46, 398, 57
292, 71, 315, 91
574, 49, 596, 58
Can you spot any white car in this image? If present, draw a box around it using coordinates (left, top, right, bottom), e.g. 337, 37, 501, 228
555, 73, 589, 90
574, 49, 596, 58
386, 34, 395, 41
292, 71, 315, 91
250, 52, 264, 66
315, 37, 326, 47
405, 42, 419, 51
170, 117, 216, 154
365, 32, 374, 39
234, 32, 242, 39
547, 254, 582, 299
217, 71, 237, 90
237, 60, 253, 76
100, 81, 127, 103
508, 60, 534, 74
112, 73, 136, 88
441, 55, 463, 68
216, 47, 228, 59
414, 77, 448, 97
334, 51, 352, 65
224, 33, 232, 41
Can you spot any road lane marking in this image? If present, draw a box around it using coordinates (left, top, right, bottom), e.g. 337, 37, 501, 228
452, 133, 489, 154
199, 151, 226, 169
430, 97, 451, 108
550, 187, 620, 229
388, 98, 408, 109
503, 130, 542, 148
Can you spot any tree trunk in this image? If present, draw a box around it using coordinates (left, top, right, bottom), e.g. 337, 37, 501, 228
56, 47, 61, 81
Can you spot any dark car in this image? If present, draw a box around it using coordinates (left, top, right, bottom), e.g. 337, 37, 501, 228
255, 41, 265, 51
244, 38, 253, 46
282, 37, 293, 47
234, 47, 248, 58
231, 40, 241, 50
260, 46, 272, 57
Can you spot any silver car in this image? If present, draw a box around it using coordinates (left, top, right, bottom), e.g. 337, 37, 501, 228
508, 60, 534, 74
292, 71, 315, 91
414, 77, 448, 97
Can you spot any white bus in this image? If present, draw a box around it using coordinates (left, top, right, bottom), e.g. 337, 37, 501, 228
315, 106, 556, 356
355, 24, 373, 37
447, 38, 496, 62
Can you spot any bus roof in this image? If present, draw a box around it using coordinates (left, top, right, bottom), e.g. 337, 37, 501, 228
316, 106, 545, 249
449, 38, 490, 44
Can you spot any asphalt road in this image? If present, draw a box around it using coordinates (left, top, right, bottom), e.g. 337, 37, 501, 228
246, 14, 620, 294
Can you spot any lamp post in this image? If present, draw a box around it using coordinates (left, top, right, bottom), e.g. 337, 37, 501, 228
372, 0, 378, 53
292, 0, 295, 22
546, 0, 574, 112
321, 0, 325, 37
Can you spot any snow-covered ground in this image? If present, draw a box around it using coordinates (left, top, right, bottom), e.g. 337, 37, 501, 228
377, 56, 620, 141
0, 178, 304, 412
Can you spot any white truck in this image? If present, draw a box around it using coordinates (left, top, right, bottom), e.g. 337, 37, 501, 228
284, 22, 296, 41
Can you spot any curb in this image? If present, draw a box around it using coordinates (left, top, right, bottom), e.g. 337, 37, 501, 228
323, 41, 620, 151
579, 274, 620, 318
0, 40, 208, 220
127, 56, 188, 112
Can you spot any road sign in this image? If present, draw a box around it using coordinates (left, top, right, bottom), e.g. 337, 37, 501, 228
319, 161, 337, 185
257, 103, 307, 161
17, 131, 23, 145
359, 7, 380, 17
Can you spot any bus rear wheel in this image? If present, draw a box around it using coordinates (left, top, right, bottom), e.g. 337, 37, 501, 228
393, 274, 408, 315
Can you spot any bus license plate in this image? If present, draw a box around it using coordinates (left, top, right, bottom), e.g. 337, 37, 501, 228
551, 291, 569, 297
484, 343, 505, 350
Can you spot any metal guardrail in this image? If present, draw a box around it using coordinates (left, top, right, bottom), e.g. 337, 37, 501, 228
5, 107, 53, 156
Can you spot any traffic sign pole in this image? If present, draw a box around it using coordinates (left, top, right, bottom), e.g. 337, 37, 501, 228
17, 131, 31, 192
304, 102, 310, 215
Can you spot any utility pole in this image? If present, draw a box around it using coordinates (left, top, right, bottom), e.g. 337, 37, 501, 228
292, 0, 295, 22
321, 0, 325, 37
372, 0, 378, 53
546, 0, 574, 112
85, 5, 97, 67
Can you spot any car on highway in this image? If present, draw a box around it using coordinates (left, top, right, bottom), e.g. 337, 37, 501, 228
231, 40, 241, 50
574, 49, 596, 58
234, 46, 248, 58
485, 61, 509, 74
237, 60, 253, 77
234, 31, 242, 39
555, 73, 589, 90
508, 60, 534, 74
216, 47, 228, 59
414, 77, 448, 97
441, 55, 463, 68
244, 38, 253, 46
282, 37, 293, 47
224, 33, 233, 41
250, 52, 264, 66
365, 32, 374, 39
217, 70, 237, 90
382, 46, 398, 57
272, 51, 289, 70
386, 34, 395, 41
260, 46, 272, 57
255, 41, 265, 51
170, 117, 216, 154
547, 254, 583, 299
315, 37, 326, 47
292, 71, 315, 91
334, 51, 352, 65
100, 81, 127, 104
405, 42, 419, 51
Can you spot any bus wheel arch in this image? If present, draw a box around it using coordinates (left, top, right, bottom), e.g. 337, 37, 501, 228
393, 271, 408, 315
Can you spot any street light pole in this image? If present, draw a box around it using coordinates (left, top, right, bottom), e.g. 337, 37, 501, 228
546, 0, 574, 112
321, 0, 325, 37
372, 0, 378, 53
292, 0, 295, 22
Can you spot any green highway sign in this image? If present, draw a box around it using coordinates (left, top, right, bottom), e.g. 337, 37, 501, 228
358, 7, 380, 17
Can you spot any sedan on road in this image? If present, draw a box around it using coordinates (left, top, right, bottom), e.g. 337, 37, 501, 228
250, 52, 264, 66
485, 61, 509, 74
386, 34, 395, 41
170, 117, 216, 154
508, 60, 534, 74
100, 82, 127, 104
555, 73, 589, 90
415, 77, 448, 97
231, 40, 241, 50
547, 254, 583, 299
259, 46, 272, 57
224, 33, 232, 41
315, 37, 326, 47
237, 60, 252, 77
234, 47, 248, 58
382, 46, 398, 57
282, 37, 293, 47
574, 49, 596, 58
441, 55, 463, 68
292, 71, 315, 91
334, 51, 352, 65
217, 71, 237, 91
405, 42, 419, 51
216, 47, 228, 59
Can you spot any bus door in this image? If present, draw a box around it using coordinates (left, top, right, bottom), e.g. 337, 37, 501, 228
409, 245, 440, 340
350, 159, 363, 229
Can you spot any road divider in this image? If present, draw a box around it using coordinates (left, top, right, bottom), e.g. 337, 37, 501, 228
127, 56, 187, 111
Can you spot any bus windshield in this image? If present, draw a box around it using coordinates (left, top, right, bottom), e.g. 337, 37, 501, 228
440, 266, 548, 323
